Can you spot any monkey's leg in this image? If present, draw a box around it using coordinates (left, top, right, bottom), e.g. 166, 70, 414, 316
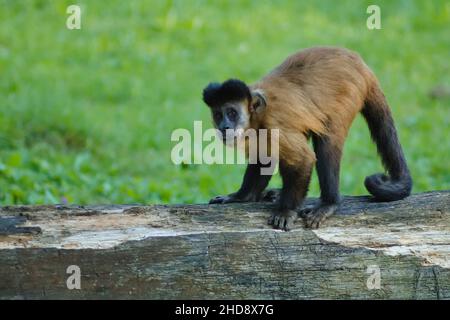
268, 158, 313, 231
209, 162, 274, 204
302, 135, 342, 229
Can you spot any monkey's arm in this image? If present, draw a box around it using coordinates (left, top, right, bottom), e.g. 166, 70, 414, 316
209, 162, 273, 204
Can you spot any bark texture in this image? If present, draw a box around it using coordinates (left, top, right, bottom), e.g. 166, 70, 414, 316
0, 191, 449, 299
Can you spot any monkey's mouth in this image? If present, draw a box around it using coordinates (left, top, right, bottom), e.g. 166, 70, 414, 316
218, 129, 245, 145
218, 131, 233, 141
222, 135, 237, 144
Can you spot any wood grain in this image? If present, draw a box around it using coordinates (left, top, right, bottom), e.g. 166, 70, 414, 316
0, 191, 449, 299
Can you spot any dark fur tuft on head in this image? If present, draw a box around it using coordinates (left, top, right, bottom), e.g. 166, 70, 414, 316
202, 79, 251, 107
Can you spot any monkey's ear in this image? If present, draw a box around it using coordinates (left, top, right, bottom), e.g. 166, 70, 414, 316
250, 90, 267, 114
202, 82, 221, 107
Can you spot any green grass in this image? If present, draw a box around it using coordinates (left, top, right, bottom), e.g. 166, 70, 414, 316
0, 0, 449, 205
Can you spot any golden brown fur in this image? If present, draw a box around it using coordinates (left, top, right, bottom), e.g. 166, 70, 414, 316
249, 47, 376, 166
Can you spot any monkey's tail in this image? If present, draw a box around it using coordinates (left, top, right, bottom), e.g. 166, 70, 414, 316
361, 83, 412, 201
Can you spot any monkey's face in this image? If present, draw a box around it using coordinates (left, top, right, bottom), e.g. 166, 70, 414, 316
202, 79, 266, 145
211, 101, 250, 143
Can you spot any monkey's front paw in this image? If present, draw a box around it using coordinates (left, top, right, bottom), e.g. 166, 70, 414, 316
303, 204, 337, 229
268, 210, 297, 231
209, 194, 240, 204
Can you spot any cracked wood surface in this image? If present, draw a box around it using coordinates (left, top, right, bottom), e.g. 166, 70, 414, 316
0, 190, 449, 299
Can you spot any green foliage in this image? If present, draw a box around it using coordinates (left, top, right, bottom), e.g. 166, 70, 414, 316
0, 0, 448, 204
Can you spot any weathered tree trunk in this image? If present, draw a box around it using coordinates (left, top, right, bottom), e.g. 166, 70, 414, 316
0, 191, 449, 299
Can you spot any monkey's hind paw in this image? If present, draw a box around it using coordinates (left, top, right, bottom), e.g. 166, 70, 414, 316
268, 210, 297, 231
303, 204, 337, 229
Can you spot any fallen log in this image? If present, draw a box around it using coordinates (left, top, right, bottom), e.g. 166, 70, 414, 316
0, 190, 449, 299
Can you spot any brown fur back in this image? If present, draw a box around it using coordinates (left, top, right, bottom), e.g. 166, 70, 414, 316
249, 47, 379, 164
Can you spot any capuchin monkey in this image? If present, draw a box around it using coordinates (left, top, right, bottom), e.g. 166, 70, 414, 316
202, 47, 412, 230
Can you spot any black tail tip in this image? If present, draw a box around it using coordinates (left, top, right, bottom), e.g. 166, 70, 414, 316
364, 173, 412, 202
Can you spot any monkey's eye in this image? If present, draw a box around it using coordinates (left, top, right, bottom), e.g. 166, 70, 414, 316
213, 111, 222, 121
227, 108, 238, 120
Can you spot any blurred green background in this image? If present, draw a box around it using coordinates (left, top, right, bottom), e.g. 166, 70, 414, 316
0, 0, 448, 205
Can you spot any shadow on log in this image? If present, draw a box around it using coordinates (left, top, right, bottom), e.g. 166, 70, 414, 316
0, 191, 449, 299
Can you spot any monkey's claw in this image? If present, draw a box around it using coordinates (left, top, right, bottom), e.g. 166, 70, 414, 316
298, 204, 316, 217
303, 204, 337, 229
268, 210, 297, 231
209, 195, 232, 204
209, 194, 243, 204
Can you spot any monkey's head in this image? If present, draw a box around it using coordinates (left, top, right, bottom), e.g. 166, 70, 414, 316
202, 79, 266, 143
